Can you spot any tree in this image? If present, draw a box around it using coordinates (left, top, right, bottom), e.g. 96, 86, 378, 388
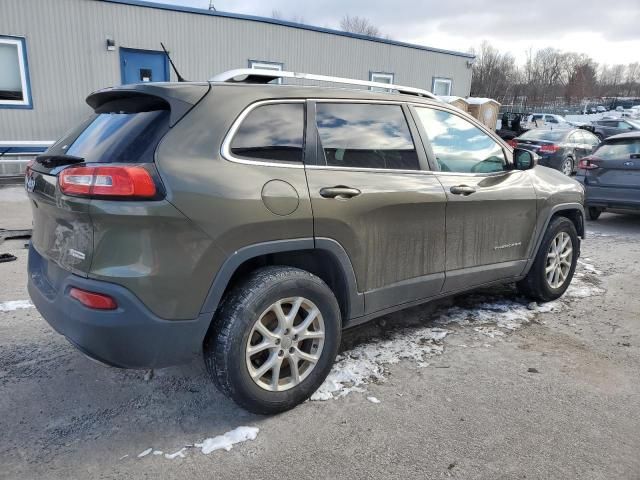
470, 41, 517, 102
340, 15, 383, 37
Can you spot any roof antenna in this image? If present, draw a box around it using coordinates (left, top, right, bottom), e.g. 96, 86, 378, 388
160, 42, 188, 82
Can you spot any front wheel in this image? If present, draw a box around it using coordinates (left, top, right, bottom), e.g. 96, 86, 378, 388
204, 266, 341, 414
517, 217, 579, 302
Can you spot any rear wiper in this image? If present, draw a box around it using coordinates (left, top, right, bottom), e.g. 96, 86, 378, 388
35, 154, 84, 169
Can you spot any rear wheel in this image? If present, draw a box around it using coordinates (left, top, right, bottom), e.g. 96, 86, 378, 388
587, 207, 602, 221
204, 266, 341, 414
518, 217, 579, 302
561, 157, 574, 176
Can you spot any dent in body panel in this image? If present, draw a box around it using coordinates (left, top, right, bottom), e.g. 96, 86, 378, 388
28, 173, 94, 276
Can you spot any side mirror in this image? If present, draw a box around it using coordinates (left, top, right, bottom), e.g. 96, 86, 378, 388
514, 148, 538, 170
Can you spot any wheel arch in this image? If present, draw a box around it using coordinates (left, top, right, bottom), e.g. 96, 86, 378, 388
523, 203, 585, 276
199, 238, 363, 328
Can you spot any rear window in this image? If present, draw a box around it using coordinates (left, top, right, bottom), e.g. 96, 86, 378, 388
595, 139, 640, 160
65, 110, 170, 163
519, 129, 568, 141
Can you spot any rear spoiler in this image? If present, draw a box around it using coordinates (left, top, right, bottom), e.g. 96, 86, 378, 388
86, 82, 210, 127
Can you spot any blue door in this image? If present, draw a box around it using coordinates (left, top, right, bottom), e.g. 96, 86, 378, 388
120, 48, 169, 84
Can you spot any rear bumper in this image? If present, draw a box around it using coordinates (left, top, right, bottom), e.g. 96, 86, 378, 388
585, 185, 640, 210
27, 245, 211, 369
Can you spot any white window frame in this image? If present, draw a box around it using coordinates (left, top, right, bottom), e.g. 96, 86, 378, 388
432, 77, 452, 96
369, 72, 394, 92
0, 35, 32, 109
248, 60, 283, 84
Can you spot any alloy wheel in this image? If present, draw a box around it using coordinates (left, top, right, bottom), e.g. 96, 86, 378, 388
245, 297, 325, 392
545, 231, 573, 288
562, 159, 573, 176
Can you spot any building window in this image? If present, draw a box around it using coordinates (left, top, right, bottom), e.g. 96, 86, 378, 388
0, 35, 32, 108
249, 60, 283, 84
370, 72, 394, 92
432, 77, 452, 96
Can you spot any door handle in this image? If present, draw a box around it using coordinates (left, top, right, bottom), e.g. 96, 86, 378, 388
450, 185, 476, 196
319, 186, 361, 199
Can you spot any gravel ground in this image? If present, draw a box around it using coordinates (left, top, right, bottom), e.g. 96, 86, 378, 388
1, 186, 639, 479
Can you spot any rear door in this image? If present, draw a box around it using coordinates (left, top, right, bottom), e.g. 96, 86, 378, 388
412, 105, 538, 292
305, 101, 447, 315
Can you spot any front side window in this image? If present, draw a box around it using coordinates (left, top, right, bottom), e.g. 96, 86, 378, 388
230, 103, 304, 163
370, 72, 394, 92
0, 36, 31, 108
415, 107, 506, 174
432, 77, 452, 96
315, 103, 419, 170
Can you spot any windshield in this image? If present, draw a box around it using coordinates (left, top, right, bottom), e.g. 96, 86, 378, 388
518, 129, 568, 141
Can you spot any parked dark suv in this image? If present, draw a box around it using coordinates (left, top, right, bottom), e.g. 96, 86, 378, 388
26, 70, 585, 413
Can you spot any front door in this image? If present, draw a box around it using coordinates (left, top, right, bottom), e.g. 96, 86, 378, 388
120, 48, 168, 84
412, 105, 538, 292
305, 101, 447, 315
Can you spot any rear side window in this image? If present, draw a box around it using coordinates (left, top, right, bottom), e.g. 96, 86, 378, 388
230, 103, 304, 163
65, 110, 170, 163
595, 139, 640, 160
315, 103, 419, 170
415, 107, 506, 173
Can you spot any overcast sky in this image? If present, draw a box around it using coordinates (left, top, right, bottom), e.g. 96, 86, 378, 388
151, 0, 640, 66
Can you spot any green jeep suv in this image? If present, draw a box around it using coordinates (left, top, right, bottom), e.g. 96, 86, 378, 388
26, 70, 585, 413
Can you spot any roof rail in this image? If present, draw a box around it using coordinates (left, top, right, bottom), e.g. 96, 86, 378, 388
210, 69, 438, 99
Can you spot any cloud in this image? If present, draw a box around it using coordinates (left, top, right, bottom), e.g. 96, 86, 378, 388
150, 0, 640, 64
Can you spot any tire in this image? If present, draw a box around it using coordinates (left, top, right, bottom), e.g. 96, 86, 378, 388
561, 157, 574, 176
587, 207, 602, 221
204, 266, 341, 414
517, 217, 579, 303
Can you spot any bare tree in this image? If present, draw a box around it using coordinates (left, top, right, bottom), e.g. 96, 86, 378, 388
340, 15, 383, 37
470, 41, 517, 102
271, 9, 305, 24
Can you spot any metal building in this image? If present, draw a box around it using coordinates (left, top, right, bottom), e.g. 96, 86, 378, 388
0, 0, 474, 173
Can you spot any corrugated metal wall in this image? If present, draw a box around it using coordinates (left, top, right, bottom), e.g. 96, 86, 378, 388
0, 0, 473, 141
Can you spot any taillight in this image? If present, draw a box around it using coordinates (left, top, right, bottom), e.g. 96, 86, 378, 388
59, 165, 157, 198
69, 287, 118, 310
578, 158, 599, 170
507, 139, 518, 148
539, 144, 560, 153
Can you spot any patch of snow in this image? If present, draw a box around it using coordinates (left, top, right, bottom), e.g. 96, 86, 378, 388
578, 260, 602, 275
137, 448, 152, 458
195, 426, 259, 455
164, 448, 187, 460
367, 396, 381, 404
0, 300, 33, 312
311, 327, 449, 401
312, 259, 603, 401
